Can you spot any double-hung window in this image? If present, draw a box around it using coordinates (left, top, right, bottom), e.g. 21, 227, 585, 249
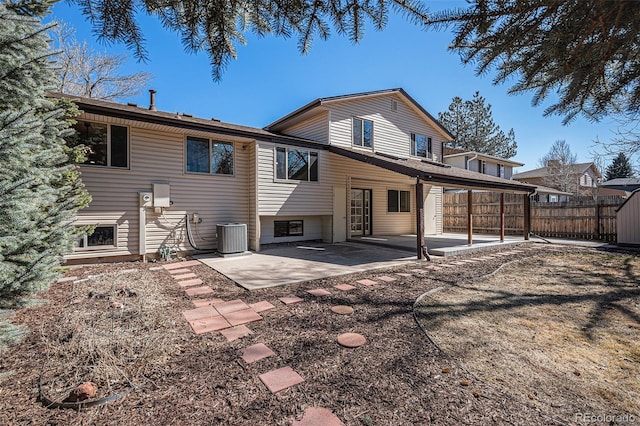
352, 118, 373, 148
186, 137, 234, 175
497, 164, 505, 178
275, 147, 318, 182
71, 121, 128, 168
411, 133, 432, 159
480, 160, 487, 174
387, 190, 410, 213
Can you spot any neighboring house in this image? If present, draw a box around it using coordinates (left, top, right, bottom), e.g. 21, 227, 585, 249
443, 147, 523, 179
599, 178, 640, 197
512, 161, 601, 196
56, 88, 534, 262
530, 185, 573, 202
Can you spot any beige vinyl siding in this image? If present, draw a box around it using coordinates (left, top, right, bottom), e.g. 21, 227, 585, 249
432, 185, 443, 234
326, 94, 444, 161
444, 156, 468, 170
67, 113, 253, 260
279, 111, 329, 143
257, 141, 333, 216
617, 191, 640, 245
260, 215, 324, 244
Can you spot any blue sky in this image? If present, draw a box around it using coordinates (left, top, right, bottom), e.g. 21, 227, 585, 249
49, 1, 623, 172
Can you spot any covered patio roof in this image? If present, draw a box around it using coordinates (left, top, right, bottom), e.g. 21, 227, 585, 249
328, 146, 536, 193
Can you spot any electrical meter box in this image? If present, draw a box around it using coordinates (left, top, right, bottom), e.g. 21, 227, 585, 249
153, 183, 170, 208
139, 191, 153, 207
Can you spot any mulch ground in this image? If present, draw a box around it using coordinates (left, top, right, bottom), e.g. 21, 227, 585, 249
0, 243, 590, 425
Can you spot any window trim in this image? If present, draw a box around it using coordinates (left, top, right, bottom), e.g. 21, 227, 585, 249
497, 163, 505, 178
75, 225, 118, 251
274, 220, 304, 237
352, 117, 374, 150
387, 189, 411, 213
410, 133, 432, 159
273, 146, 319, 183
74, 120, 130, 170
184, 136, 235, 177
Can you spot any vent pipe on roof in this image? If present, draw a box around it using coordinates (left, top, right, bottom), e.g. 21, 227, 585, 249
149, 89, 157, 111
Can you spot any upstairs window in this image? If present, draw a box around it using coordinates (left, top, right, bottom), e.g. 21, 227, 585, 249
352, 118, 373, 148
71, 121, 128, 168
388, 189, 410, 213
480, 160, 487, 174
497, 164, 505, 178
275, 147, 318, 182
411, 134, 432, 159
186, 137, 234, 175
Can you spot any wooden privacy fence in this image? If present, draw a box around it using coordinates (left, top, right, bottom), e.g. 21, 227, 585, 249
443, 192, 623, 242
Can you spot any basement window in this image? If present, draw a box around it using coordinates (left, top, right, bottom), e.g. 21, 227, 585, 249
274, 220, 304, 237
70, 121, 129, 168
76, 225, 117, 249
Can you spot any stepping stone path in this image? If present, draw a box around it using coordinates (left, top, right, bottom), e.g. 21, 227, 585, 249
395, 273, 412, 277
331, 306, 354, 315
259, 366, 305, 393
337, 333, 366, 348
307, 288, 331, 297
279, 296, 304, 305
377, 275, 397, 283
249, 301, 275, 313
185, 286, 214, 297
356, 279, 378, 286
220, 325, 253, 342
293, 407, 344, 426
334, 284, 356, 291
167, 268, 191, 275
241, 343, 275, 363
178, 279, 203, 288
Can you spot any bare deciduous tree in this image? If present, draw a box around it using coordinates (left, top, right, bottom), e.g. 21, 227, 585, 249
538, 140, 580, 194
51, 22, 151, 100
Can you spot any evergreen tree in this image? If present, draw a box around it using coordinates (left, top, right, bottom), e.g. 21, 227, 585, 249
427, 1, 640, 124
71, 0, 429, 80
0, 1, 90, 306
605, 153, 635, 181
438, 91, 517, 159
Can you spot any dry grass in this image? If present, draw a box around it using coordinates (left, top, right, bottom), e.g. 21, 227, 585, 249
415, 250, 640, 422
39, 268, 181, 403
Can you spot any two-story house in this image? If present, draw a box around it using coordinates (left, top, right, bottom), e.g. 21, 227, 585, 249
442, 147, 523, 179
58, 88, 534, 262
512, 161, 601, 198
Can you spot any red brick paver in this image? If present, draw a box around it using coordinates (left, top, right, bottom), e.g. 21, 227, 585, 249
223, 309, 263, 326
306, 288, 331, 297
356, 279, 378, 286
192, 298, 225, 307
334, 284, 356, 291
220, 325, 252, 342
250, 301, 275, 313
241, 343, 275, 363
173, 272, 197, 281
188, 316, 231, 334
395, 273, 412, 277
331, 305, 354, 315
177, 278, 204, 288
214, 299, 251, 315
279, 296, 304, 305
185, 286, 214, 297
259, 366, 304, 393
293, 407, 344, 426
167, 268, 191, 275
183, 306, 218, 322
377, 275, 397, 282
163, 260, 202, 270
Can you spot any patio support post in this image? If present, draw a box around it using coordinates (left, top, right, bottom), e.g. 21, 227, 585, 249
416, 179, 425, 260
467, 190, 473, 245
500, 192, 505, 242
523, 193, 531, 240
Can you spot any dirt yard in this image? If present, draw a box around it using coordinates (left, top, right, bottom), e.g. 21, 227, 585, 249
415, 250, 640, 424
0, 244, 637, 425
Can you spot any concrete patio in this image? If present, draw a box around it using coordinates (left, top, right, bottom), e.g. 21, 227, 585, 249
195, 233, 536, 290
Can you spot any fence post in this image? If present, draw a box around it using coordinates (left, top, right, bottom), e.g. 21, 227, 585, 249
523, 193, 531, 240
467, 190, 473, 245
595, 199, 601, 240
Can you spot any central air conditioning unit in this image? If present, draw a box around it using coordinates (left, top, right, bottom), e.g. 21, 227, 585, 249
217, 223, 248, 254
